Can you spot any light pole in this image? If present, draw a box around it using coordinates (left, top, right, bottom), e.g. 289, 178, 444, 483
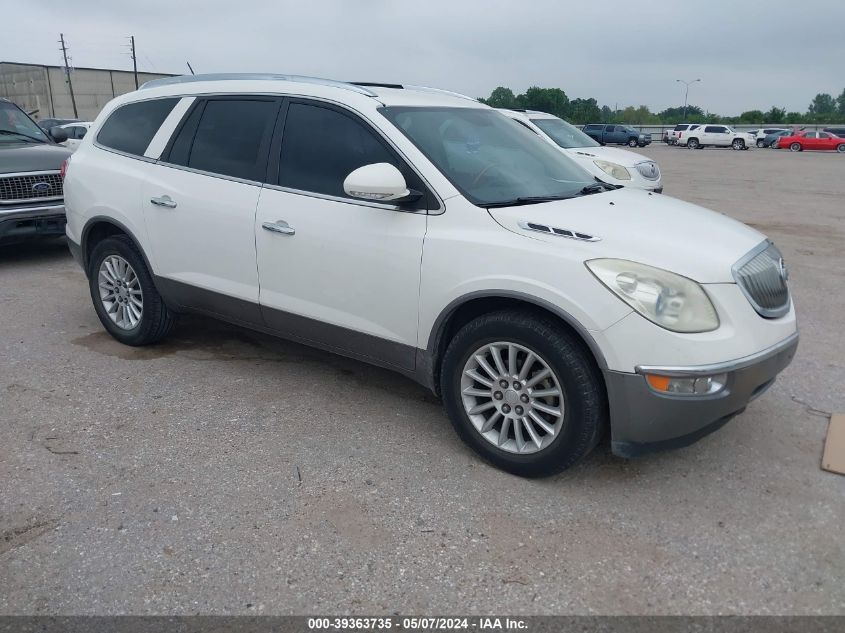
676, 78, 701, 121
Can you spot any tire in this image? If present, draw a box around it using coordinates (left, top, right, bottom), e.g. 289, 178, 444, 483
756, 139, 765, 148
837, 144, 845, 153
732, 138, 745, 150
440, 309, 606, 478
789, 142, 802, 152
687, 138, 700, 149
88, 235, 175, 346
627, 137, 638, 147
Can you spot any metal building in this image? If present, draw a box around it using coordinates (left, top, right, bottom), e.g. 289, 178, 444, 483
0, 61, 175, 122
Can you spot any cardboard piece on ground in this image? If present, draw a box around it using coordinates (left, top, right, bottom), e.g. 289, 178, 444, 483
821, 413, 845, 475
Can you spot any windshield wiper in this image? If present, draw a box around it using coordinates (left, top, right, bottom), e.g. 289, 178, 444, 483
576, 180, 622, 196
0, 130, 46, 143
482, 195, 574, 209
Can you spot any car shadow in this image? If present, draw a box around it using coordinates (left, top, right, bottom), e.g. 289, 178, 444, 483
0, 238, 71, 266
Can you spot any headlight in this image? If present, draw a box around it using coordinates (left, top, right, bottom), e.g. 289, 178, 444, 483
586, 259, 719, 333
593, 160, 631, 180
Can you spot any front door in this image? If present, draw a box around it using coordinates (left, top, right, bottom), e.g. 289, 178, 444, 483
255, 100, 430, 370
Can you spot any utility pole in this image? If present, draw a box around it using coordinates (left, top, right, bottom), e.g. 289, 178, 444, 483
59, 33, 78, 118
129, 36, 139, 89
676, 78, 701, 121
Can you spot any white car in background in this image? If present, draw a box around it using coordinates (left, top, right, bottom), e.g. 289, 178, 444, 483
676, 124, 755, 150
501, 109, 662, 192
59, 122, 92, 152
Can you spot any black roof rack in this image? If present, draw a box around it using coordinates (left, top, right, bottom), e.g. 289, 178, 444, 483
350, 82, 404, 89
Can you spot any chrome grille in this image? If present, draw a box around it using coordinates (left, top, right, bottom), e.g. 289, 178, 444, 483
733, 242, 790, 318
0, 172, 63, 204
635, 161, 660, 180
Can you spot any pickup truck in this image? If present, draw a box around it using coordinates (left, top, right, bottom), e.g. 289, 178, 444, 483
675, 125, 754, 150
582, 124, 651, 147
1, 98, 72, 245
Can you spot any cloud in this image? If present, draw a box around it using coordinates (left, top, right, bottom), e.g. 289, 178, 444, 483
5, 0, 844, 115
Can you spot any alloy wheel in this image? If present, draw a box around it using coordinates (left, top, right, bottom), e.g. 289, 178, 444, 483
460, 342, 565, 454
98, 255, 143, 330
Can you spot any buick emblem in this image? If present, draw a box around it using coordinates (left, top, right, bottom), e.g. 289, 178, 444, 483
777, 257, 789, 282
32, 182, 51, 193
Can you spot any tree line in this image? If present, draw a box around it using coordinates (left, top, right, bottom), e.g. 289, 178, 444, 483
478, 86, 845, 125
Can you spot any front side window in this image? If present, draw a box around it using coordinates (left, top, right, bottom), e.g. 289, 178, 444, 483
381, 106, 595, 207
0, 101, 50, 144
530, 117, 599, 149
278, 102, 406, 200
97, 98, 178, 156
180, 99, 278, 180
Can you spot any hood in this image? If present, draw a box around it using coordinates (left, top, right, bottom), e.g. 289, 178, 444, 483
0, 142, 72, 174
564, 145, 650, 167
488, 188, 765, 283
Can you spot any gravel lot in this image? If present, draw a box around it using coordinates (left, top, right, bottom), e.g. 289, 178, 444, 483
1, 144, 843, 615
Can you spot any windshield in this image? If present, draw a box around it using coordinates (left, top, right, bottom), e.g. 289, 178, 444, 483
380, 107, 595, 206
530, 117, 599, 149
0, 102, 50, 143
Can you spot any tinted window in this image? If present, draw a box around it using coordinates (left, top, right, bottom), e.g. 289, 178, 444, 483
97, 98, 178, 155
673, 124, 687, 131
278, 103, 402, 199
584, 124, 601, 131
818, 132, 830, 139
179, 99, 277, 180
605, 125, 615, 132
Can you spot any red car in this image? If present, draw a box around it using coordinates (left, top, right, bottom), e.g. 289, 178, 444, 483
775, 130, 845, 152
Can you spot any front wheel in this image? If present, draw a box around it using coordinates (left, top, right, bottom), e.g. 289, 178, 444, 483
732, 139, 745, 150
837, 144, 845, 153
440, 310, 606, 477
88, 235, 175, 346
790, 142, 802, 152
756, 139, 765, 148
627, 138, 638, 147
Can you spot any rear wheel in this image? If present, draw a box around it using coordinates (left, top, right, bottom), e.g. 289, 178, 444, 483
790, 142, 802, 152
88, 235, 175, 346
756, 139, 765, 148
687, 138, 700, 149
440, 310, 606, 477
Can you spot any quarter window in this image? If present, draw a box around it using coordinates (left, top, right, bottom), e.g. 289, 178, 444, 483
97, 98, 178, 156
278, 102, 404, 200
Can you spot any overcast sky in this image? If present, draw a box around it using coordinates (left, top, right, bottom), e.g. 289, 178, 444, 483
5, 0, 844, 115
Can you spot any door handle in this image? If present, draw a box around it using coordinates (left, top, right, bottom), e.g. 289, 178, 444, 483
150, 195, 177, 208
262, 220, 295, 236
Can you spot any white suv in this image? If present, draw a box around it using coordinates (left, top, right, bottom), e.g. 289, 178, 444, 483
676, 125, 755, 150
500, 110, 662, 192
63, 74, 798, 477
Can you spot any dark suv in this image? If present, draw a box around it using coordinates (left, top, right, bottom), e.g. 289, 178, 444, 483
1, 99, 72, 245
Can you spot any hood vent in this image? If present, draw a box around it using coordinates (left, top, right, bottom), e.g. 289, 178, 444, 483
519, 221, 600, 242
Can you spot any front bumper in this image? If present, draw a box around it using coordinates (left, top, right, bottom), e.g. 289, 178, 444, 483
605, 332, 798, 457
0, 203, 66, 245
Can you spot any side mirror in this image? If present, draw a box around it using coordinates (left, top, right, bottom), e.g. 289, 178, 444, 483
49, 126, 68, 143
343, 163, 419, 203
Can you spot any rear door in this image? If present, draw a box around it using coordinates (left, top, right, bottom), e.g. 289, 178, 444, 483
141, 96, 280, 312
254, 99, 430, 370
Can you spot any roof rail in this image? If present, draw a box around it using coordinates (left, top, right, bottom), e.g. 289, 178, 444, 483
403, 85, 478, 102
139, 73, 378, 97
350, 82, 404, 89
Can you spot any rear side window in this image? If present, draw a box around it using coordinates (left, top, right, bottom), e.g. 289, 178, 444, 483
169, 99, 278, 181
605, 125, 615, 132
97, 98, 178, 156
278, 102, 404, 200
584, 124, 600, 131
